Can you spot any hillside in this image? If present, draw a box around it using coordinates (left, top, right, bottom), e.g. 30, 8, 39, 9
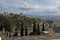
0, 13, 43, 32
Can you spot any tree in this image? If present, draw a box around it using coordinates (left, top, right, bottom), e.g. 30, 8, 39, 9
42, 23, 45, 31
21, 22, 24, 36
25, 26, 28, 36
20, 13, 23, 16
49, 25, 51, 28
33, 20, 36, 34
37, 23, 40, 35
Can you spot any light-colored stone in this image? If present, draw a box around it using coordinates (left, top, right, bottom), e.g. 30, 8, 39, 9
48, 28, 55, 35
0, 37, 1, 40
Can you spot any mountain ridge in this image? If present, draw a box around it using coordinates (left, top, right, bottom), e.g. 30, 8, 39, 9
24, 14, 60, 20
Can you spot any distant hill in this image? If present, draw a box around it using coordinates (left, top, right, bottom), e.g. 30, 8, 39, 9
24, 14, 60, 20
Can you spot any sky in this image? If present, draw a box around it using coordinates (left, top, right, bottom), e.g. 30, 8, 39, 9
0, 0, 60, 16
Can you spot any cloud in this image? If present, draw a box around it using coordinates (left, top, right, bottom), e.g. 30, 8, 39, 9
0, 0, 60, 15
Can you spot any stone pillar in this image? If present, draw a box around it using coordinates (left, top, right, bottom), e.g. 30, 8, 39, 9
2, 28, 5, 40
11, 32, 14, 40
0, 37, 2, 40
17, 33, 21, 40
7, 32, 9, 38
2, 28, 5, 34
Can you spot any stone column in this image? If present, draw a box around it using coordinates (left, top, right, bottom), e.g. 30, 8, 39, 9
17, 33, 21, 40
2, 28, 5, 40
11, 32, 14, 40
7, 32, 9, 38
0, 37, 2, 40
2, 28, 5, 34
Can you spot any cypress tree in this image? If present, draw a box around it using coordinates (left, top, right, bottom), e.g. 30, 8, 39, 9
33, 20, 36, 34
49, 25, 51, 28
37, 23, 40, 35
25, 26, 28, 36
42, 23, 45, 31
21, 22, 24, 36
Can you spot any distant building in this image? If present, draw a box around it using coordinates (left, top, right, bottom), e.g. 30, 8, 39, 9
14, 14, 20, 18
3, 12, 9, 17
3, 12, 14, 17
8, 13, 14, 17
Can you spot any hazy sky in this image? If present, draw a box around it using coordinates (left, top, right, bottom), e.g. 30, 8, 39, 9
0, 0, 60, 15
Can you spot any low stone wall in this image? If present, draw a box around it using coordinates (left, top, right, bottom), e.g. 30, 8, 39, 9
21, 36, 45, 40
21, 36, 60, 40
51, 39, 60, 40
0, 36, 60, 40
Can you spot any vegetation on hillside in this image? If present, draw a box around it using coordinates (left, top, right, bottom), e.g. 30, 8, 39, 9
0, 13, 54, 36
0, 13, 42, 32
